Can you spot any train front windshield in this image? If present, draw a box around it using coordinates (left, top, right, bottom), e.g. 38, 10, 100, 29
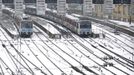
21, 21, 33, 28
80, 21, 91, 28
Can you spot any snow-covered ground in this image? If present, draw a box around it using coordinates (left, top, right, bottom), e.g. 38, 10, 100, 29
0, 16, 134, 75
109, 20, 134, 27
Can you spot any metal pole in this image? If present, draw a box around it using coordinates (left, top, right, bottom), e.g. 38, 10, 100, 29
129, 4, 131, 24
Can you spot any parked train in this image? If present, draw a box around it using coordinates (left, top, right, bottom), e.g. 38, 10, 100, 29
25, 6, 92, 37
2, 8, 33, 37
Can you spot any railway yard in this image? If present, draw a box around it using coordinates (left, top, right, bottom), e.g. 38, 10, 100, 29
0, 13, 134, 75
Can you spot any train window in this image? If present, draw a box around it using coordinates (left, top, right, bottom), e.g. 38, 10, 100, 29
80, 21, 91, 28
80, 25, 89, 28
21, 21, 33, 28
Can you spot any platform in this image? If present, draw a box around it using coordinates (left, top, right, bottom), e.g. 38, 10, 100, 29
32, 17, 61, 39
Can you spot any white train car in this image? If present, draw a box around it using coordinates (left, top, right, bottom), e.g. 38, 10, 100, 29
2, 7, 33, 37
25, 6, 92, 37
65, 14, 92, 36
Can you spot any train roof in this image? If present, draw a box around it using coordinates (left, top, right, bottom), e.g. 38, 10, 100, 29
3, 7, 15, 13
71, 13, 90, 21
65, 14, 90, 22
22, 14, 31, 20
26, 5, 36, 9
65, 14, 79, 21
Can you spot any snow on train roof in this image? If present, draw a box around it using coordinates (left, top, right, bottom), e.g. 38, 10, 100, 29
66, 13, 90, 21
45, 23, 61, 34
71, 13, 89, 20
71, 13, 82, 17
3, 7, 15, 13
26, 5, 36, 9
65, 14, 79, 21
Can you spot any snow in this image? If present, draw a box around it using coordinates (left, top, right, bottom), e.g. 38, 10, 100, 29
3, 7, 15, 13
71, 13, 82, 17
109, 20, 134, 27
65, 14, 79, 21
0, 14, 134, 75
26, 5, 36, 9
44, 23, 61, 34
32, 17, 61, 34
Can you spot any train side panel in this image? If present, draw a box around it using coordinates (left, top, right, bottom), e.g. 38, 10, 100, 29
2, 8, 33, 38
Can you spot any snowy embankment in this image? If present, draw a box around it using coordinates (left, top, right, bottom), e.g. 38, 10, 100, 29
109, 20, 134, 27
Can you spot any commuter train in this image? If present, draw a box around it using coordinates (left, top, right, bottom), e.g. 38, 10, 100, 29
2, 8, 33, 37
25, 6, 92, 37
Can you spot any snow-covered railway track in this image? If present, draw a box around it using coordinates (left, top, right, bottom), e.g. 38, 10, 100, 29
93, 23, 134, 63
119, 33, 134, 44
23, 40, 54, 75
104, 31, 134, 53
38, 17, 134, 75
0, 28, 33, 75
82, 36, 134, 71
93, 23, 134, 52
34, 26, 84, 75
0, 27, 48, 75
70, 34, 133, 75
33, 27, 98, 75
73, 34, 134, 72
62, 36, 117, 75
36, 21, 128, 75
24, 34, 67, 75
